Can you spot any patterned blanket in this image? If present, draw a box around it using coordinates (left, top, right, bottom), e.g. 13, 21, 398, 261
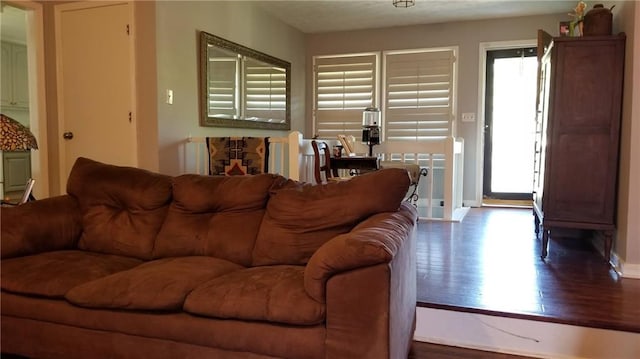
206, 137, 269, 176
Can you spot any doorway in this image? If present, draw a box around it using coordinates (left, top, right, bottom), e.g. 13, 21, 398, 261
1, 4, 30, 200
483, 47, 537, 203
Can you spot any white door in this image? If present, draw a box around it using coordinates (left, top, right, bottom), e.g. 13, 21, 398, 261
56, 2, 135, 190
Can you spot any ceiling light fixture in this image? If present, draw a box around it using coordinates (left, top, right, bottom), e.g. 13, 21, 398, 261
393, 0, 415, 8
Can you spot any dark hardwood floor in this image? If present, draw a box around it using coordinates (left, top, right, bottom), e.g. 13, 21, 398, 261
410, 341, 535, 359
416, 207, 640, 333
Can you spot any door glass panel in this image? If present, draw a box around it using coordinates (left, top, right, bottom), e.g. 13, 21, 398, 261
486, 51, 537, 195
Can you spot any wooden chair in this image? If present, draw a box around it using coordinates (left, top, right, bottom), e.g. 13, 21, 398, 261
311, 140, 352, 184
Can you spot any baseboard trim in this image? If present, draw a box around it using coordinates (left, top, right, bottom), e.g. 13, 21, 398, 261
589, 235, 640, 279
611, 252, 640, 279
414, 307, 640, 359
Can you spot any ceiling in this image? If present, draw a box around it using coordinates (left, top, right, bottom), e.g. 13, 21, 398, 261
253, 0, 576, 34
0, 1, 577, 42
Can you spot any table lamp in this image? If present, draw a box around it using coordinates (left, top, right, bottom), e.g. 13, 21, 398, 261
1, 114, 38, 151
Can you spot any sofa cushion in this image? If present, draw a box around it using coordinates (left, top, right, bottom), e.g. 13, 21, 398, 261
66, 256, 242, 311
153, 174, 282, 266
0, 250, 142, 298
184, 266, 325, 326
67, 157, 173, 260
251, 168, 410, 266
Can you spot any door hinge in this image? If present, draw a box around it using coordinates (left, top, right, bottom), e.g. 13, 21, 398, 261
126, 24, 130, 35
128, 111, 132, 123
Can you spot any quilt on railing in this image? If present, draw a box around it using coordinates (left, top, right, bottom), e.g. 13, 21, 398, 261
206, 137, 269, 176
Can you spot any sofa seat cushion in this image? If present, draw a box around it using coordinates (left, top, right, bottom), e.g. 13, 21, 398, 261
66, 157, 173, 260
2, 292, 326, 359
252, 168, 411, 265
184, 265, 325, 325
0, 250, 142, 298
66, 256, 243, 311
153, 174, 283, 266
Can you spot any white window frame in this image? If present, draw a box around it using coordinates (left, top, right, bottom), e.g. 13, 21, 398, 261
382, 46, 458, 142
312, 52, 380, 139
244, 57, 287, 121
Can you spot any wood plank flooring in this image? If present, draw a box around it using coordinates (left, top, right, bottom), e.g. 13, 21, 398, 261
410, 341, 535, 359
415, 207, 640, 333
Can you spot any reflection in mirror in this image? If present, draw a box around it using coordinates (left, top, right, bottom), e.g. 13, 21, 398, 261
200, 31, 290, 130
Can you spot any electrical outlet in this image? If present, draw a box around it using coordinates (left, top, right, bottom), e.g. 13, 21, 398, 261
461, 112, 475, 122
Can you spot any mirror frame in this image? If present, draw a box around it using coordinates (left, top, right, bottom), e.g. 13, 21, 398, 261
199, 31, 291, 130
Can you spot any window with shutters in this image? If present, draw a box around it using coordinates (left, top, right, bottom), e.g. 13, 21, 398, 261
384, 48, 456, 141
244, 57, 287, 121
207, 53, 240, 119
313, 53, 379, 139
207, 52, 287, 122
312, 48, 456, 142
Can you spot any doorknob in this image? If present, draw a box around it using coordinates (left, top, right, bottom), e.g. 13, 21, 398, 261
63, 132, 74, 140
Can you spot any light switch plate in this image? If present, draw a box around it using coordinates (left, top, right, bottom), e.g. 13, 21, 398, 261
166, 89, 174, 105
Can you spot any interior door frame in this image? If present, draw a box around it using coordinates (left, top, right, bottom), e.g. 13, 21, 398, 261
483, 47, 537, 200
475, 39, 536, 207
4, 0, 49, 199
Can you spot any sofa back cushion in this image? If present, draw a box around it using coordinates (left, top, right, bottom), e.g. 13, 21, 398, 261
153, 174, 281, 266
67, 157, 173, 260
251, 168, 410, 266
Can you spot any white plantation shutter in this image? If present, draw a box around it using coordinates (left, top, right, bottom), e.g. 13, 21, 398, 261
313, 54, 378, 139
384, 49, 456, 141
244, 58, 287, 122
208, 57, 239, 118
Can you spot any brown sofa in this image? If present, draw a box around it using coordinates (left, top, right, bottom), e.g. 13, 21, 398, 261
1, 157, 418, 359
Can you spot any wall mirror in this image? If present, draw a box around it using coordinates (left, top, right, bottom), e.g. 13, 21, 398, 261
199, 31, 291, 130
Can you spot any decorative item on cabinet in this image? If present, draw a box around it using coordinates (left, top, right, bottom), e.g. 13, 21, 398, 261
559, 21, 571, 37
568, 1, 587, 36
583, 4, 615, 36
533, 30, 625, 263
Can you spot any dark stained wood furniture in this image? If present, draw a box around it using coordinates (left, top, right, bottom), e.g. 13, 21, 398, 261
329, 156, 380, 176
311, 140, 380, 184
532, 31, 625, 262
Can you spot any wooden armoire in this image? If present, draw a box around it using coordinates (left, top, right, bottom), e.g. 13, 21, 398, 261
533, 31, 626, 261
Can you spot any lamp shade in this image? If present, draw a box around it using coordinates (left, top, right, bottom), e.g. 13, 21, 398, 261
1, 114, 38, 151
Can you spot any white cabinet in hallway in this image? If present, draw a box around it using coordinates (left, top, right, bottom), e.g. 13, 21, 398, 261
2, 151, 31, 194
1, 41, 29, 109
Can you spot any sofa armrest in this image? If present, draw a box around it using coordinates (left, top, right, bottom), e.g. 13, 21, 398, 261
304, 202, 417, 303
1, 195, 83, 259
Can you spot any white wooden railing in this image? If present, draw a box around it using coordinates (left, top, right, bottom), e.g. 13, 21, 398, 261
186, 133, 465, 221
373, 137, 465, 221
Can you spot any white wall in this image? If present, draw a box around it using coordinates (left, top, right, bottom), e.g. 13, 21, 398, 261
155, 1, 306, 175
613, 0, 640, 273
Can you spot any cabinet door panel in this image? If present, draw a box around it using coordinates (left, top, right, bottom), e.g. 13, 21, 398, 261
0, 42, 29, 109
11, 44, 30, 108
553, 43, 618, 131
545, 132, 613, 223
3, 152, 32, 193
1, 43, 12, 107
